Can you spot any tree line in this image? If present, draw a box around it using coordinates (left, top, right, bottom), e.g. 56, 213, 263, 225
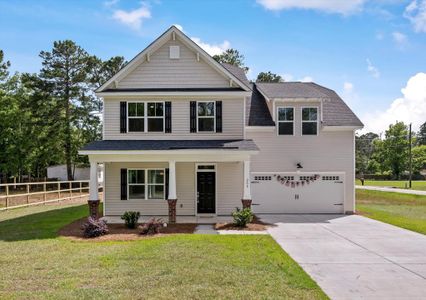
0, 43, 125, 182
356, 122, 426, 179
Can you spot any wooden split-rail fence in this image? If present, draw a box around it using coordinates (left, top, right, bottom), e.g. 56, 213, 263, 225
0, 180, 102, 210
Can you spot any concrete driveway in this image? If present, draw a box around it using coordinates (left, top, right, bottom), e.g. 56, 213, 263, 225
260, 214, 426, 300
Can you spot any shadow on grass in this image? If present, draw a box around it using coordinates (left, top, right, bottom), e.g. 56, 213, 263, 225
0, 204, 90, 242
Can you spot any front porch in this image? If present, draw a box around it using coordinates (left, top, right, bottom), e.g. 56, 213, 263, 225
80, 140, 258, 223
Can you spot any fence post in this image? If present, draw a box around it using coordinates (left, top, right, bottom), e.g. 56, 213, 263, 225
79, 181, 82, 197
26, 184, 30, 204
57, 182, 60, 201
43, 183, 47, 204
69, 182, 72, 200
5, 185, 9, 208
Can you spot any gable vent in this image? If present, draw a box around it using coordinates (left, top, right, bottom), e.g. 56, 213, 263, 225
169, 46, 180, 59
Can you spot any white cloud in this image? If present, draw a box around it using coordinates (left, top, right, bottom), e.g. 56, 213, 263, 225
104, 0, 119, 7
190, 37, 230, 56
173, 24, 184, 32
404, 0, 426, 32
256, 0, 367, 14
362, 72, 426, 133
171, 24, 230, 56
392, 31, 408, 45
344, 82, 354, 93
112, 3, 151, 31
366, 58, 380, 78
281, 73, 294, 81
300, 76, 313, 82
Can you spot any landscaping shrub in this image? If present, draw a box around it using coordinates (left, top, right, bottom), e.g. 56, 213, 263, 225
121, 211, 140, 229
139, 217, 164, 235
82, 217, 108, 238
232, 207, 253, 227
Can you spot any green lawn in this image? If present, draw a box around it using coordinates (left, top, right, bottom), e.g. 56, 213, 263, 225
0, 204, 327, 299
355, 179, 426, 191
356, 189, 426, 235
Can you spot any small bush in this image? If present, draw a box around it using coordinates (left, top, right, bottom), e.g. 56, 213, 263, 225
121, 211, 140, 229
139, 217, 164, 235
82, 217, 109, 238
232, 207, 253, 227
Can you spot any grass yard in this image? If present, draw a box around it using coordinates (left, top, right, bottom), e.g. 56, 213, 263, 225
356, 189, 426, 235
0, 204, 327, 299
355, 179, 426, 191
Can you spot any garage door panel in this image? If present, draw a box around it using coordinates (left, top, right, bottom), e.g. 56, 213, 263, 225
251, 173, 344, 214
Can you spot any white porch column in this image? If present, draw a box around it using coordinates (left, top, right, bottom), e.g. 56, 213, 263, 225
168, 160, 177, 199
243, 160, 251, 200
89, 161, 98, 201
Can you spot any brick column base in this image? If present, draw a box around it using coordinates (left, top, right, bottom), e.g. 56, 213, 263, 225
167, 199, 177, 224
88, 200, 100, 219
241, 199, 252, 209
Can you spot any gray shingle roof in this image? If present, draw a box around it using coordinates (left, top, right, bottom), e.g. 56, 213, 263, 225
82, 139, 259, 151
221, 63, 251, 89
218, 65, 363, 127
246, 84, 275, 126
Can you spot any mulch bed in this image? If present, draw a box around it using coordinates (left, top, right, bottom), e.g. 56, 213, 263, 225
58, 217, 197, 241
214, 215, 273, 231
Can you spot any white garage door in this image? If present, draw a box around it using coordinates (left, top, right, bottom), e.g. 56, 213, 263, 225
251, 172, 344, 214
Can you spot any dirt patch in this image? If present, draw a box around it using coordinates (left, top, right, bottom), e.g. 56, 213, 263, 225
58, 218, 197, 241
215, 215, 272, 231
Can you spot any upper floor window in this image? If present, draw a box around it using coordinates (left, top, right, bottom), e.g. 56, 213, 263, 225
197, 101, 215, 132
127, 102, 164, 133
302, 107, 318, 135
277, 107, 294, 135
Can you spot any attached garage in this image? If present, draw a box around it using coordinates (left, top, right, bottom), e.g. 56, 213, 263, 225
251, 172, 345, 214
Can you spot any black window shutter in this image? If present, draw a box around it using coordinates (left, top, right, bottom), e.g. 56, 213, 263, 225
190, 101, 197, 133
120, 168, 127, 200
165, 102, 172, 133
120, 102, 127, 133
216, 101, 222, 133
165, 168, 169, 199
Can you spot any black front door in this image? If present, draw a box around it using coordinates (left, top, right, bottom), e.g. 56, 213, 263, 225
197, 172, 215, 214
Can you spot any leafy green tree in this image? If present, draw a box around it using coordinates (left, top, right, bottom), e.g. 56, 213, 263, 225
38, 40, 95, 180
417, 122, 426, 146
381, 122, 409, 179
256, 71, 283, 83
0, 50, 10, 81
412, 145, 426, 174
213, 49, 249, 72
356, 132, 379, 174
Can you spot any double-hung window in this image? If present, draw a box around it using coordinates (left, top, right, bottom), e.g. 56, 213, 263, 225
147, 102, 164, 132
277, 107, 294, 135
128, 103, 145, 132
197, 101, 215, 132
128, 169, 165, 200
302, 107, 318, 135
127, 102, 164, 132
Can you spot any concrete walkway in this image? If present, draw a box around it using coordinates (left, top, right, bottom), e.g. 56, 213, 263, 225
356, 185, 426, 195
260, 214, 426, 300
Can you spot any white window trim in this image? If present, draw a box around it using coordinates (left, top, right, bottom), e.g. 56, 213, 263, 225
127, 101, 165, 133
127, 168, 165, 200
301, 106, 319, 136
276, 106, 295, 136
196, 100, 216, 133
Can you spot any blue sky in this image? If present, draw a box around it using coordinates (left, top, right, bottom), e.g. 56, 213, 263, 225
1, 0, 426, 133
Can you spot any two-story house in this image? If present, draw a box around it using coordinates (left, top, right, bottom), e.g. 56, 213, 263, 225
80, 26, 363, 223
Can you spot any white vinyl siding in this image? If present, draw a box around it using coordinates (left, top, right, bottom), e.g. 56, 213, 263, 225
104, 162, 244, 217
246, 102, 355, 212
118, 39, 230, 88
103, 97, 244, 140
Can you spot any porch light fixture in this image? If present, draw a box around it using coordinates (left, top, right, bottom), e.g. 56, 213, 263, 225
296, 163, 303, 169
